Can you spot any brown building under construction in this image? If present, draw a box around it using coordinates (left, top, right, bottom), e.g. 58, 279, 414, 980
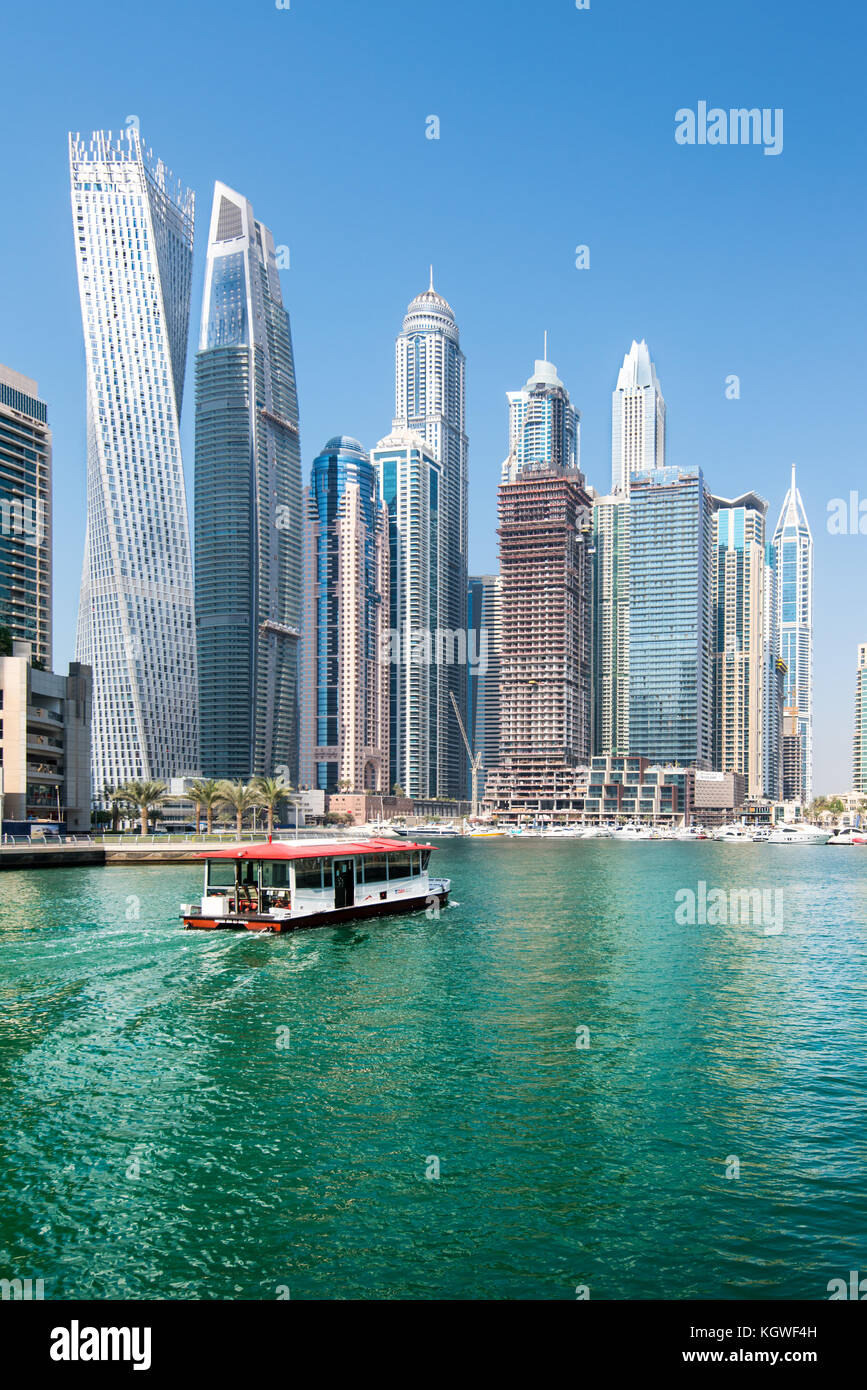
485, 464, 593, 820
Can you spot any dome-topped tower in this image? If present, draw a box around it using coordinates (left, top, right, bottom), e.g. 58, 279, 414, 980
401, 267, 459, 342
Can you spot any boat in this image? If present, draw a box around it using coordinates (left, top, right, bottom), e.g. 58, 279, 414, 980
766, 823, 831, 846
713, 824, 755, 843
180, 837, 450, 932
827, 826, 867, 846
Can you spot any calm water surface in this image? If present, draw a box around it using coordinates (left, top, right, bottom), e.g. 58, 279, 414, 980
1, 839, 866, 1299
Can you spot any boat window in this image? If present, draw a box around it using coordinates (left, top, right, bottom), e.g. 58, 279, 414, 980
207, 861, 235, 889
421, 849, 431, 871
360, 853, 389, 884
387, 851, 413, 879
294, 858, 323, 891
262, 861, 290, 888
322, 861, 333, 890
240, 861, 258, 887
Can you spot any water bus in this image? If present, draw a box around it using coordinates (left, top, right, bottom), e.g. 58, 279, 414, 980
181, 838, 449, 933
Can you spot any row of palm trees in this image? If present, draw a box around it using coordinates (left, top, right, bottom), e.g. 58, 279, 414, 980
101, 776, 296, 838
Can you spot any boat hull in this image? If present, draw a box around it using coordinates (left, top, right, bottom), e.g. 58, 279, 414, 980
182, 883, 450, 933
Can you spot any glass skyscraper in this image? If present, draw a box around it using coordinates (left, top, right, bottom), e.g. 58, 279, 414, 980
0, 364, 51, 668
371, 429, 442, 799
772, 465, 813, 804
467, 574, 501, 800
393, 274, 467, 798
627, 467, 714, 767
301, 436, 389, 794
70, 129, 197, 791
195, 182, 303, 782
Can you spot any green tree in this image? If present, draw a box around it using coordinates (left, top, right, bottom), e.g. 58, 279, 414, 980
252, 775, 291, 838
217, 780, 259, 839
113, 780, 167, 837
187, 778, 222, 836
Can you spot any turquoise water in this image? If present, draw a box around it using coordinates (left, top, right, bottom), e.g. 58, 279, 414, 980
1, 839, 866, 1300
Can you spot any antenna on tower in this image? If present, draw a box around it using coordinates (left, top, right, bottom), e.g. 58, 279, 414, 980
429, 264, 434, 292
543, 330, 548, 361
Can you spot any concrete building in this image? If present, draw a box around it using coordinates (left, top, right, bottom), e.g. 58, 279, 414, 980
693, 769, 747, 826
854, 643, 867, 795
611, 339, 665, 493
711, 493, 770, 799
393, 273, 468, 799
772, 465, 813, 803
0, 640, 92, 832
371, 429, 443, 799
0, 365, 51, 668
583, 756, 695, 826
782, 705, 803, 803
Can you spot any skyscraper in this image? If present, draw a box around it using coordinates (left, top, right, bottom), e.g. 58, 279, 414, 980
611, 339, 666, 493
0, 364, 51, 667
393, 273, 467, 798
195, 182, 303, 782
854, 643, 867, 795
772, 465, 813, 803
711, 493, 771, 799
467, 574, 501, 800
301, 436, 389, 794
501, 346, 579, 483
485, 355, 592, 820
628, 467, 714, 767
371, 429, 443, 799
70, 129, 197, 791
592, 490, 631, 756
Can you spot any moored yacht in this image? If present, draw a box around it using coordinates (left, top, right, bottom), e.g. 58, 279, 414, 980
766, 823, 830, 846
181, 838, 449, 932
827, 826, 867, 846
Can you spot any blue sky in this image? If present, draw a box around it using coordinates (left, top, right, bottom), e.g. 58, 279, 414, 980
1, 0, 864, 793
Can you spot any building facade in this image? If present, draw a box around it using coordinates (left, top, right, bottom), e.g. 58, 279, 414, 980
611, 339, 666, 493
393, 274, 468, 798
301, 436, 389, 794
782, 705, 803, 803
854, 643, 867, 795
772, 465, 813, 803
371, 429, 443, 799
711, 493, 770, 799
0, 640, 92, 832
0, 366, 51, 668
195, 182, 303, 782
467, 573, 501, 801
627, 467, 713, 767
70, 128, 197, 791
501, 352, 579, 483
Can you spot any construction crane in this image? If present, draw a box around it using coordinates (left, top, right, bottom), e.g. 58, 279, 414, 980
449, 690, 483, 820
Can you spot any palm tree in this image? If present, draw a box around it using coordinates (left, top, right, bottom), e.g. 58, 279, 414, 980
113, 780, 167, 837
217, 780, 259, 839
252, 775, 291, 838
187, 778, 222, 836
102, 782, 122, 833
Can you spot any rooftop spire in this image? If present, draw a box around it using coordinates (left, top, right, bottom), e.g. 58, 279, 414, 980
543, 329, 548, 361
429, 264, 434, 293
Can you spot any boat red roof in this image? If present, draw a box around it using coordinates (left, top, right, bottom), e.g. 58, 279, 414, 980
198, 837, 434, 861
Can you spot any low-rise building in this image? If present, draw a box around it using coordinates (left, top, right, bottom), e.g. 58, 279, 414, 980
0, 640, 91, 833
693, 770, 747, 827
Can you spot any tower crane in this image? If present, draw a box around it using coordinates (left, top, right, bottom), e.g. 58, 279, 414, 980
449, 690, 483, 820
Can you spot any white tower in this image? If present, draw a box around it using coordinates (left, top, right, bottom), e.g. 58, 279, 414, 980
772, 465, 813, 803
611, 339, 665, 493
70, 129, 197, 790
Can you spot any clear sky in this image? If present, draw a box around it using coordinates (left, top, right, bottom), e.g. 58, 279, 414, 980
1, 0, 864, 793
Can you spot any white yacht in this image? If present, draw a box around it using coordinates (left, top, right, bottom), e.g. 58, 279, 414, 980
827, 826, 867, 846
713, 824, 755, 843
766, 823, 830, 846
